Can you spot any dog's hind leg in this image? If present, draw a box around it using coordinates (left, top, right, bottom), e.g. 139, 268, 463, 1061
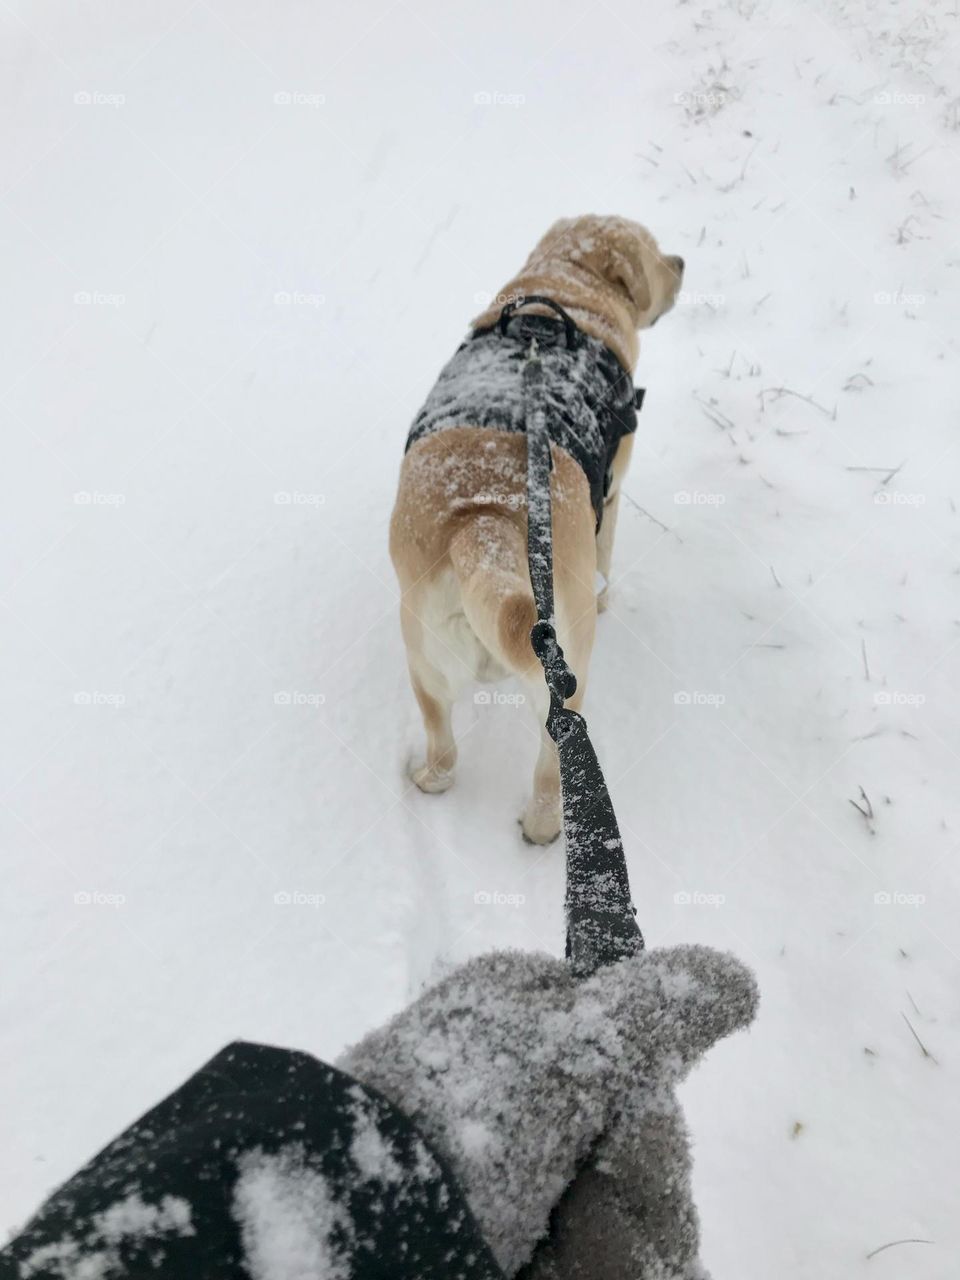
409, 669, 457, 793
519, 622, 593, 849
400, 599, 460, 794
520, 721, 563, 845
519, 664, 589, 846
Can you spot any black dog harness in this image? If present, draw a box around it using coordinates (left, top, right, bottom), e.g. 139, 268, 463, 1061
406, 297, 644, 529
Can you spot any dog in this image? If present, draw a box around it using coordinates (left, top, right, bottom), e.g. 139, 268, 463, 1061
390, 215, 684, 843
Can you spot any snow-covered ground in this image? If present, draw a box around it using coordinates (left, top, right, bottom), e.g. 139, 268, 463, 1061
2, 0, 958, 1274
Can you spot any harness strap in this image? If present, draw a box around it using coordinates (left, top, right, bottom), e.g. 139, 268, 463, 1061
500, 295, 582, 350
521, 336, 644, 979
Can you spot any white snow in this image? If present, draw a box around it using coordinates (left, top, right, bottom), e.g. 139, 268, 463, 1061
347, 1097, 406, 1185
17, 1191, 195, 1278
232, 1147, 352, 1280
2, 0, 959, 1276
93, 1192, 194, 1243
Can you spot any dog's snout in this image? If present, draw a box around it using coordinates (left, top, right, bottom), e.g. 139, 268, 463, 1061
671, 255, 685, 277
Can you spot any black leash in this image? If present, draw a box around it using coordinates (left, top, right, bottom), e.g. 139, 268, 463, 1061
509, 298, 645, 978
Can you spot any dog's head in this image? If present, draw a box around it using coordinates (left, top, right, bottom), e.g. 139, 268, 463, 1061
474, 214, 684, 371
528, 214, 684, 331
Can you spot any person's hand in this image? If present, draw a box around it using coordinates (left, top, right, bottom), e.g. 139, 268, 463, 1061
338, 945, 758, 1278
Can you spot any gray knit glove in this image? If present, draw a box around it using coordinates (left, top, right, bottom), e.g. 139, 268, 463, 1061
337, 945, 758, 1278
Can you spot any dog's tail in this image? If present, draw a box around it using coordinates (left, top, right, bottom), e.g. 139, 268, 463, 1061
448, 510, 539, 675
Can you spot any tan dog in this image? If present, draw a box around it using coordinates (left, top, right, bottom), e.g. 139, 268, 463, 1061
390, 215, 684, 843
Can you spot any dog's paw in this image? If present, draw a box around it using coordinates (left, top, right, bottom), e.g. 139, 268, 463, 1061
410, 762, 455, 794
519, 802, 562, 845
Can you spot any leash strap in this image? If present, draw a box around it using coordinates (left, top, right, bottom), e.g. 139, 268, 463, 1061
520, 331, 644, 979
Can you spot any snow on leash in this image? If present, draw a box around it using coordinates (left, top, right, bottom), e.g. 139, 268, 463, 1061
516, 299, 645, 977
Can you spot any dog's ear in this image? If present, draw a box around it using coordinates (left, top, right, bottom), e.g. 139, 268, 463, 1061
549, 217, 654, 319
602, 225, 686, 328
605, 235, 653, 317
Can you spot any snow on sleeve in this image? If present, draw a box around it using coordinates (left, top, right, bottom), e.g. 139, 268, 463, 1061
345, 1089, 405, 1186
231, 1145, 354, 1280
18, 1192, 195, 1280
93, 1193, 194, 1243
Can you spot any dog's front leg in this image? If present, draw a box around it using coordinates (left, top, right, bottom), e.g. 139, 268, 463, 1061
595, 489, 621, 614
596, 436, 633, 613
